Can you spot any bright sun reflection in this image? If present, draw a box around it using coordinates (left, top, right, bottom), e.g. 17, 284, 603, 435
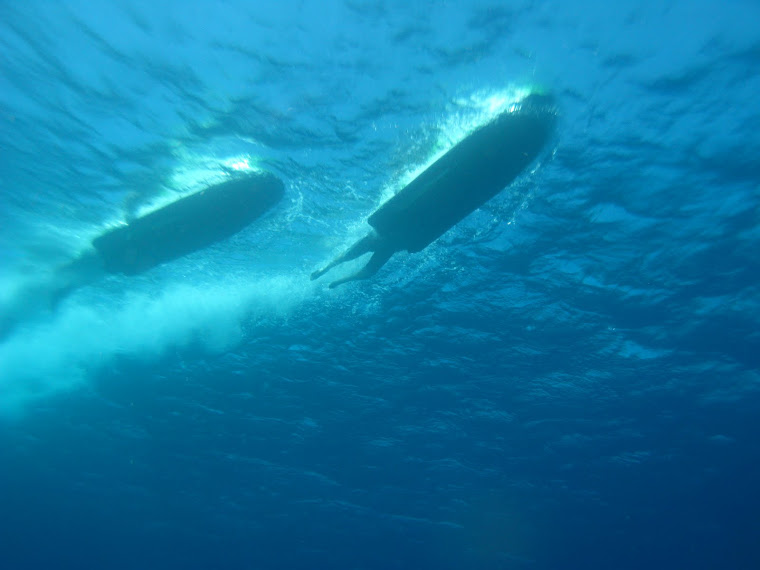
222, 156, 254, 171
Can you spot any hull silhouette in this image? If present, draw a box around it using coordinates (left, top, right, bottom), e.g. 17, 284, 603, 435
0, 170, 285, 342
312, 93, 557, 288
94, 171, 285, 275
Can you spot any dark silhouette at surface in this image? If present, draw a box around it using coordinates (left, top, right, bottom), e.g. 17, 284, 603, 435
0, 171, 284, 341
90, 171, 284, 275
311, 93, 557, 288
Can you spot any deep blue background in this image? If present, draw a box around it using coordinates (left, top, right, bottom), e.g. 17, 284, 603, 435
1, 1, 759, 569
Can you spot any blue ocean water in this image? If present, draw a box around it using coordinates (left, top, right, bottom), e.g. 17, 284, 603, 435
1, 1, 759, 568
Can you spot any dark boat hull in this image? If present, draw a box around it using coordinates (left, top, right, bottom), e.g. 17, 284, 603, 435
368, 93, 556, 252
92, 171, 284, 275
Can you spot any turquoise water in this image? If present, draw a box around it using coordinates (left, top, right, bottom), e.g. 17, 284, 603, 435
1, 2, 759, 569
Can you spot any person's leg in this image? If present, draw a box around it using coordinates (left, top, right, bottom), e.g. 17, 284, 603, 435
311, 231, 380, 281
327, 247, 394, 288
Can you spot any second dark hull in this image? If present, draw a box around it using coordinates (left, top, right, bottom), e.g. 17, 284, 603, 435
92, 171, 285, 275
368, 93, 556, 253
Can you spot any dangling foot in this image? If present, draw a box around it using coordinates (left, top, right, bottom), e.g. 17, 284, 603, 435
311, 231, 380, 281
327, 247, 394, 288
310, 266, 330, 281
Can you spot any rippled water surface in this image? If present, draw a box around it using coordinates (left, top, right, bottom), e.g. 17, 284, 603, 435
1, 2, 759, 569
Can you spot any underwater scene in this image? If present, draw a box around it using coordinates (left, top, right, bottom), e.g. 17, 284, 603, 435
1, 1, 758, 569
